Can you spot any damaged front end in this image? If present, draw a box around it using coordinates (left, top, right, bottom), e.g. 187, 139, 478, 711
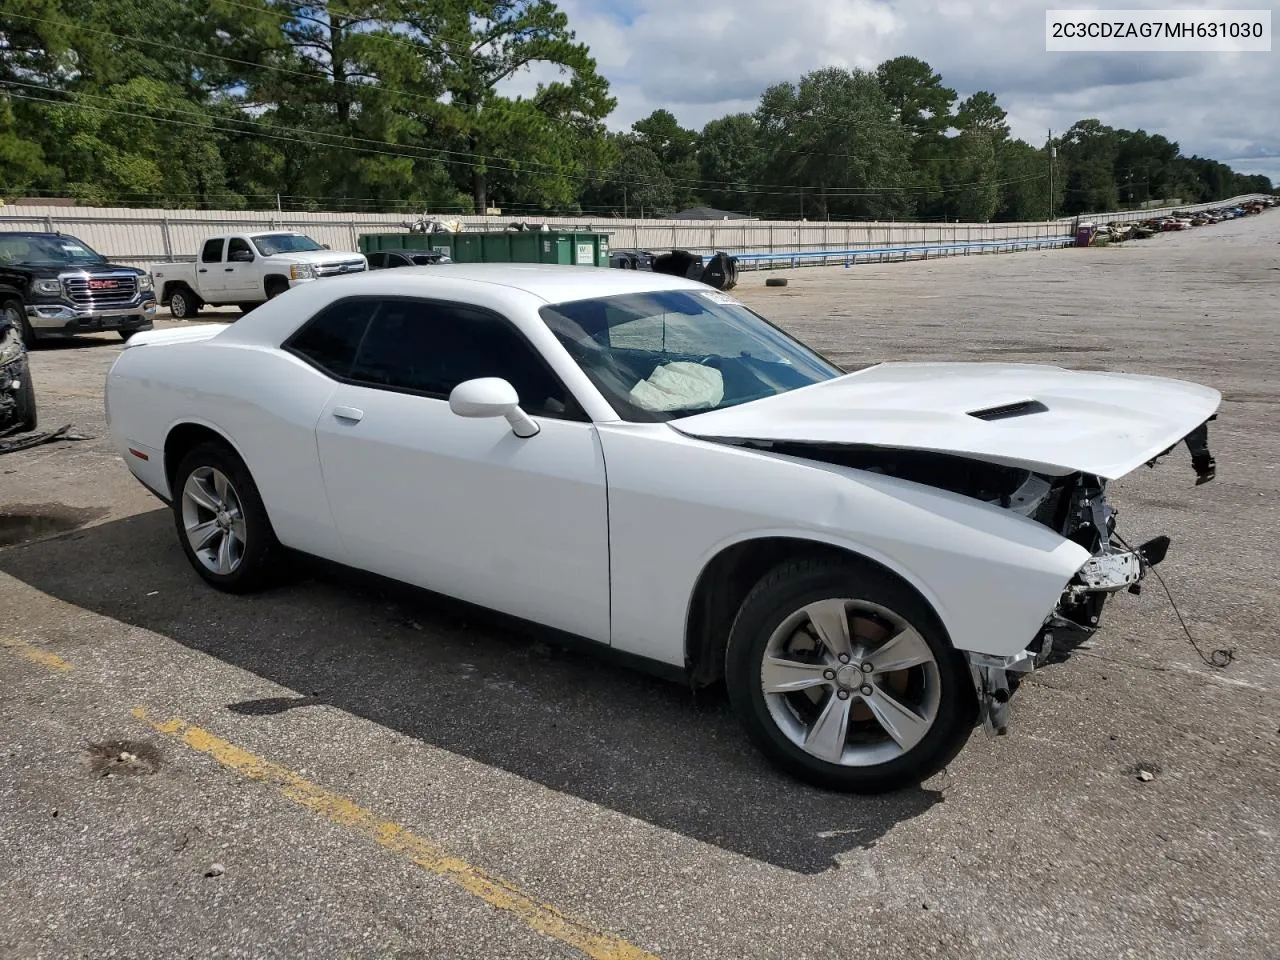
738, 416, 1218, 737
969, 420, 1216, 736
0, 317, 36, 439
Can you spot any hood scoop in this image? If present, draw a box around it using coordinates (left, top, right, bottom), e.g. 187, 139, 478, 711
967, 399, 1049, 421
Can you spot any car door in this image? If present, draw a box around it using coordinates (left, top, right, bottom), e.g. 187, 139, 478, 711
223, 236, 261, 300
197, 237, 227, 300
305, 295, 611, 644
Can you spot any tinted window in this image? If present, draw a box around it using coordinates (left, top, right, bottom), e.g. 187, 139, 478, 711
366, 252, 387, 269
287, 299, 377, 378
227, 237, 253, 259
201, 238, 225, 263
349, 299, 574, 418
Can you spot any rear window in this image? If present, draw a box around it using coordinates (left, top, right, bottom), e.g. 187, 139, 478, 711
286, 299, 376, 378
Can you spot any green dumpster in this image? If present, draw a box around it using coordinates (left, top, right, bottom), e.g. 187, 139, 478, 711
358, 229, 612, 266
481, 233, 512, 262
509, 232, 541, 263
447, 233, 483, 263
534, 233, 572, 264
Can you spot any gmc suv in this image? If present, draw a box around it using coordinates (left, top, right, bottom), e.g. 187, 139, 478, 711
0, 231, 157, 345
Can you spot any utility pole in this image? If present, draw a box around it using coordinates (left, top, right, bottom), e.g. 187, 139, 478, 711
1047, 129, 1055, 220
623, 185, 628, 218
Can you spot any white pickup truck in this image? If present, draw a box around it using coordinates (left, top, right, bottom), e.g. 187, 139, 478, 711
150, 230, 368, 319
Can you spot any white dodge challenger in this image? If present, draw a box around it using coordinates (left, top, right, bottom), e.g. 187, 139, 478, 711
104, 264, 1221, 792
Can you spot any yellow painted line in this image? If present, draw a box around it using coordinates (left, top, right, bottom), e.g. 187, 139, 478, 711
0, 638, 72, 672
133, 708, 657, 960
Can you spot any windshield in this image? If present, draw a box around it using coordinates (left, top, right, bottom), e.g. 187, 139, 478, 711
0, 234, 106, 266
539, 289, 843, 422
251, 233, 324, 255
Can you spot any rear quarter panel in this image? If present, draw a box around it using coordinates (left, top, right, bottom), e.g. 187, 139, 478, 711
150, 261, 200, 298
107, 339, 345, 560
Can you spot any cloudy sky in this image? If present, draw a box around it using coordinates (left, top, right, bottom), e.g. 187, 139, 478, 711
545, 0, 1278, 183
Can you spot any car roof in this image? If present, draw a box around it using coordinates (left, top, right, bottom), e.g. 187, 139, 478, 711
319, 262, 710, 304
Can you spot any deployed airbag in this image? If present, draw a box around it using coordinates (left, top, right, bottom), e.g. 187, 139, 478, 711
630, 361, 724, 412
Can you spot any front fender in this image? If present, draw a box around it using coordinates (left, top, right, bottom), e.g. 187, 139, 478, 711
599, 423, 1089, 667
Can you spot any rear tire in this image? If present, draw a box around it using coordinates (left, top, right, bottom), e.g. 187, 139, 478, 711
168, 288, 198, 320
725, 558, 976, 793
171, 440, 281, 593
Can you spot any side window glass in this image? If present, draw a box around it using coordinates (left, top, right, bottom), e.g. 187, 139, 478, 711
201, 238, 225, 263
227, 237, 253, 260
286, 299, 377, 379
349, 299, 573, 417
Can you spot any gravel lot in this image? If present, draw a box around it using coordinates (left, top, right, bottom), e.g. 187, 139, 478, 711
1, 213, 1277, 960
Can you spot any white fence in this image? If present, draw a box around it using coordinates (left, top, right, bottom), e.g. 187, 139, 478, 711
0, 193, 1271, 269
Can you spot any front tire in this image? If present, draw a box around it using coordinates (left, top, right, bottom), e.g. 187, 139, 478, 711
725, 558, 976, 793
171, 441, 280, 593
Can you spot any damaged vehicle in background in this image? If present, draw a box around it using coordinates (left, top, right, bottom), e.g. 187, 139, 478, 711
0, 307, 37, 437
102, 265, 1221, 792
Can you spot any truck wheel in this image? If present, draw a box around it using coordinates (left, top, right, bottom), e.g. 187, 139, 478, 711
724, 558, 976, 793
3, 298, 35, 349
168, 288, 198, 320
265, 278, 289, 300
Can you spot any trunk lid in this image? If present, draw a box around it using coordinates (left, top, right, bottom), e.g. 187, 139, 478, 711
672, 361, 1221, 479
120, 324, 226, 349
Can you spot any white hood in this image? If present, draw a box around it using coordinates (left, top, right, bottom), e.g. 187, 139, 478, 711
264, 249, 363, 265
672, 361, 1221, 479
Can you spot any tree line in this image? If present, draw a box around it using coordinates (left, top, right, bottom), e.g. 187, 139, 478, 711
0, 1, 1272, 220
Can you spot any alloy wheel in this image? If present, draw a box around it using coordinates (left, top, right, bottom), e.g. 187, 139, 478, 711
760, 598, 942, 767
181, 466, 247, 575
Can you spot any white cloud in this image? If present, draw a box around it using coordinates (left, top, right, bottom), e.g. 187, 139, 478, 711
546, 0, 1278, 182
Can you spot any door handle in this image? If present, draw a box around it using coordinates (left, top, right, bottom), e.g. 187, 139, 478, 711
332, 406, 364, 423
225, 267, 234, 272
198, 268, 208, 273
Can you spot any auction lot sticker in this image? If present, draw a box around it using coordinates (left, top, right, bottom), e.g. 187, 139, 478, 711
1046, 9, 1271, 51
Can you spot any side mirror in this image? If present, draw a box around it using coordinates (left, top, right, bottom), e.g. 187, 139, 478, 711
229, 249, 253, 262
448, 377, 540, 438
321, 243, 331, 249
